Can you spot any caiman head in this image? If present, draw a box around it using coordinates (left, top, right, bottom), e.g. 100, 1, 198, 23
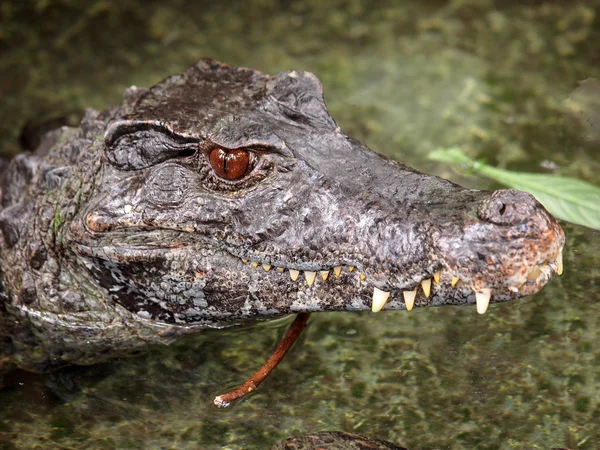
69, 59, 564, 327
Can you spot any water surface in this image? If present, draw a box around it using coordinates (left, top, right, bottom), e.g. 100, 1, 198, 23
0, 1, 599, 449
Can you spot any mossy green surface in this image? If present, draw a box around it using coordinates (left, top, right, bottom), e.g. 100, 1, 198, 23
0, 1, 599, 449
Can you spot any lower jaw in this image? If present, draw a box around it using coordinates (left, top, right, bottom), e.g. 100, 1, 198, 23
238, 258, 524, 315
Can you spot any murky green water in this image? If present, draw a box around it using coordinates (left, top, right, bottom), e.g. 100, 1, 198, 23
1, 1, 599, 449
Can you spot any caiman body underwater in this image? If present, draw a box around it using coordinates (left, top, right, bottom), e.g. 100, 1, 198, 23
0, 59, 564, 378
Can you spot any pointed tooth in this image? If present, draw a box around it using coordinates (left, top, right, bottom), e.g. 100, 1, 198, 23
305, 271, 317, 286
557, 251, 563, 276
290, 269, 300, 281
475, 288, 492, 314
421, 278, 431, 297
451, 276, 459, 286
359, 273, 366, 281
333, 266, 342, 277
277, 267, 285, 273
403, 289, 417, 311
241, 259, 249, 264
320, 270, 330, 280
251, 262, 260, 268
527, 267, 541, 281
371, 287, 390, 313
262, 264, 272, 272
433, 270, 441, 284
349, 266, 355, 272
508, 286, 519, 293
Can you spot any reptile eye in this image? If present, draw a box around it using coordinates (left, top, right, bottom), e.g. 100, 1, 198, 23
209, 147, 251, 181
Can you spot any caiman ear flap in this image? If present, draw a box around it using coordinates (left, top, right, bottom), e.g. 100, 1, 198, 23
104, 121, 201, 171
265, 70, 337, 130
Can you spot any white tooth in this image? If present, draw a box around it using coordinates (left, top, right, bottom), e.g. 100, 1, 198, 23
371, 287, 390, 312
508, 286, 519, 293
305, 271, 317, 286
290, 269, 300, 281
451, 276, 460, 286
421, 278, 431, 297
320, 270, 330, 280
359, 273, 366, 281
277, 267, 285, 273
403, 289, 417, 311
262, 264, 271, 272
251, 262, 260, 268
333, 266, 342, 277
475, 288, 492, 314
557, 251, 563, 276
433, 270, 441, 284
349, 266, 355, 272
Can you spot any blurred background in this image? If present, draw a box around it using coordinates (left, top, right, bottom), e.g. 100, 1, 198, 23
0, 1, 598, 449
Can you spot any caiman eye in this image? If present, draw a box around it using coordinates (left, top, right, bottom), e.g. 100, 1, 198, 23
209, 147, 251, 181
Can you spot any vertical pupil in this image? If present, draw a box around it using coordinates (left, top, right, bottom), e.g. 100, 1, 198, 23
209, 147, 250, 180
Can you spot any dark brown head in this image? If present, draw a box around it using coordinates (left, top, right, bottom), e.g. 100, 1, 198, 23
66, 60, 565, 324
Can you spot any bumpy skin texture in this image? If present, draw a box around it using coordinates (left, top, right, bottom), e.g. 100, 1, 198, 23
0, 59, 564, 375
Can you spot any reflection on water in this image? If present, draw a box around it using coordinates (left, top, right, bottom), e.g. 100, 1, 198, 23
1, 1, 599, 449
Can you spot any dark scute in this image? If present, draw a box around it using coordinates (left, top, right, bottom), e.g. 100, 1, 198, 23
0, 202, 29, 248
29, 246, 48, 270
42, 165, 73, 190
0, 153, 40, 208
19, 272, 36, 305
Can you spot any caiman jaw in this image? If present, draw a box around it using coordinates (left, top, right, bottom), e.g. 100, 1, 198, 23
230, 190, 566, 316
233, 244, 564, 315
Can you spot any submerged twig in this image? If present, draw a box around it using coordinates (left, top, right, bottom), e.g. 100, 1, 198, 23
213, 313, 311, 407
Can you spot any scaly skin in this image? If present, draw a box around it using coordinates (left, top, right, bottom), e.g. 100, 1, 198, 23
0, 59, 564, 376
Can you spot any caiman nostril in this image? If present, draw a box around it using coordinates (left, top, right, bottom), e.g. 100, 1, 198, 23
477, 189, 540, 226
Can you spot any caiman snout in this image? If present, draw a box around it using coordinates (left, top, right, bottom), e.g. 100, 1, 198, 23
435, 189, 565, 313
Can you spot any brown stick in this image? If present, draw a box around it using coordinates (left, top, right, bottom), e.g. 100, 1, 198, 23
213, 313, 311, 407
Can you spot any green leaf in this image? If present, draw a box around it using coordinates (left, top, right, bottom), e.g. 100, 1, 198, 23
428, 147, 600, 231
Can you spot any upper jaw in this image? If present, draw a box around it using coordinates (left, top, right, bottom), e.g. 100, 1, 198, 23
231, 243, 563, 316
229, 196, 566, 315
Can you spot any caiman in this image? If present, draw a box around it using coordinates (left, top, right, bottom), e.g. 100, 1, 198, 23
0, 59, 564, 390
